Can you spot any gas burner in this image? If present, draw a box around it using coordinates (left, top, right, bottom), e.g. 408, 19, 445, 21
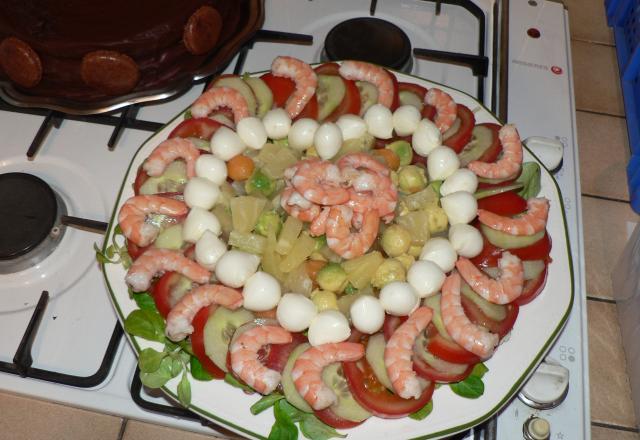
0, 173, 67, 274
323, 17, 412, 72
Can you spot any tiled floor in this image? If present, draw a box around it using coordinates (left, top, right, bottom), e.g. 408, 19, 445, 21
1, 1, 639, 439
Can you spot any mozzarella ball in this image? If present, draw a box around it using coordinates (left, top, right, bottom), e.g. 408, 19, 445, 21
307, 310, 351, 346
406, 260, 445, 298
412, 119, 442, 156
214, 250, 260, 288
277, 293, 317, 332
210, 126, 247, 161
419, 237, 457, 272
236, 116, 267, 150
448, 224, 484, 258
194, 230, 227, 270
441, 191, 478, 225
182, 207, 221, 242
288, 118, 319, 151
336, 114, 367, 140
393, 105, 421, 136
242, 271, 282, 312
314, 122, 343, 160
364, 104, 394, 139
195, 154, 227, 185
379, 281, 420, 316
184, 177, 220, 210
440, 168, 478, 196
262, 108, 291, 140
350, 296, 385, 334
427, 146, 460, 181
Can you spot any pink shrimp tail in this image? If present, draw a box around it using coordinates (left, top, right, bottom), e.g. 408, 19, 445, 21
143, 138, 200, 178
478, 197, 549, 236
271, 56, 317, 118
125, 248, 210, 292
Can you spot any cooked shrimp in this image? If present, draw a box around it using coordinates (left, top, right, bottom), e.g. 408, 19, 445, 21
143, 138, 200, 179
344, 169, 397, 220
165, 284, 244, 341
291, 342, 365, 410
456, 253, 524, 304
190, 86, 250, 124
309, 207, 330, 237
125, 248, 211, 292
271, 56, 318, 119
118, 195, 188, 247
337, 152, 390, 177
325, 205, 380, 259
478, 197, 549, 236
229, 325, 293, 394
280, 185, 321, 222
339, 60, 394, 108
384, 307, 433, 399
291, 159, 350, 206
425, 88, 457, 133
467, 124, 523, 180
440, 272, 499, 359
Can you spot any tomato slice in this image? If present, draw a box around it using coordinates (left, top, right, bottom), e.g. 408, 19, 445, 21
314, 407, 364, 429
314, 62, 341, 76
471, 227, 553, 267
191, 306, 226, 379
398, 82, 427, 100
514, 262, 549, 306
126, 240, 148, 261
261, 332, 307, 373
412, 354, 474, 383
460, 296, 519, 339
382, 314, 407, 341
325, 78, 361, 122
151, 271, 188, 318
133, 166, 149, 196
477, 191, 528, 216
260, 72, 318, 120
343, 331, 434, 418
425, 324, 481, 365
443, 105, 475, 153
168, 117, 222, 141
387, 69, 400, 111
422, 104, 437, 120
477, 123, 502, 163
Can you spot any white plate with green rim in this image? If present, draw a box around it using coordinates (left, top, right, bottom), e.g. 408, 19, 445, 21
101, 68, 573, 440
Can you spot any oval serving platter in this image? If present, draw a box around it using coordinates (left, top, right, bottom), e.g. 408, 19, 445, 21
101, 69, 573, 440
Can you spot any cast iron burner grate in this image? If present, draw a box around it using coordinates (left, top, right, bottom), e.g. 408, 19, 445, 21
0, 173, 67, 274
323, 17, 412, 72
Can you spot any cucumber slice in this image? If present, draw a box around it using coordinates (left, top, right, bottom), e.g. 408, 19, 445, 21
355, 81, 378, 115
480, 224, 545, 249
322, 363, 372, 422
138, 161, 188, 195
423, 294, 454, 341
460, 281, 507, 321
458, 125, 494, 167
483, 260, 546, 281
413, 332, 469, 374
212, 76, 257, 116
244, 76, 273, 118
442, 118, 461, 141
398, 90, 423, 110
203, 307, 255, 372
335, 133, 375, 160
365, 333, 394, 391
154, 224, 184, 250
281, 343, 313, 412
317, 74, 346, 121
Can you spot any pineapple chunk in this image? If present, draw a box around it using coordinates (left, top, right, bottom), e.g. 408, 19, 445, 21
402, 186, 439, 211
425, 206, 449, 233
396, 211, 431, 245
279, 232, 316, 273
230, 196, 267, 233
256, 143, 299, 179
342, 251, 384, 289
212, 205, 233, 240
276, 216, 303, 255
229, 231, 267, 255
261, 233, 286, 282
284, 263, 314, 297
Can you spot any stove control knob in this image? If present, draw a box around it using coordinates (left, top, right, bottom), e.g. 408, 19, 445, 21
523, 136, 563, 173
518, 361, 569, 409
523, 416, 550, 440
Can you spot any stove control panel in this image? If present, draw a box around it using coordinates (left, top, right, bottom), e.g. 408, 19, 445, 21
518, 360, 570, 409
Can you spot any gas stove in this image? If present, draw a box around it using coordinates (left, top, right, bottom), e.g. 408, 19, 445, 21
0, 1, 589, 439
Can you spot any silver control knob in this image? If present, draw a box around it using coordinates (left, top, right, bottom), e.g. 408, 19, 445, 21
518, 360, 569, 409
523, 136, 563, 173
523, 415, 550, 440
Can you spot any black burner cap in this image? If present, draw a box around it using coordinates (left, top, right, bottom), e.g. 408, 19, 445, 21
0, 173, 57, 260
324, 17, 412, 70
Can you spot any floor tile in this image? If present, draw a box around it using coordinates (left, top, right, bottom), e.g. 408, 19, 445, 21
582, 196, 639, 299
592, 425, 640, 439
565, 0, 615, 45
577, 111, 630, 201
122, 420, 233, 440
588, 300, 638, 428
0, 393, 123, 440
572, 41, 625, 116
